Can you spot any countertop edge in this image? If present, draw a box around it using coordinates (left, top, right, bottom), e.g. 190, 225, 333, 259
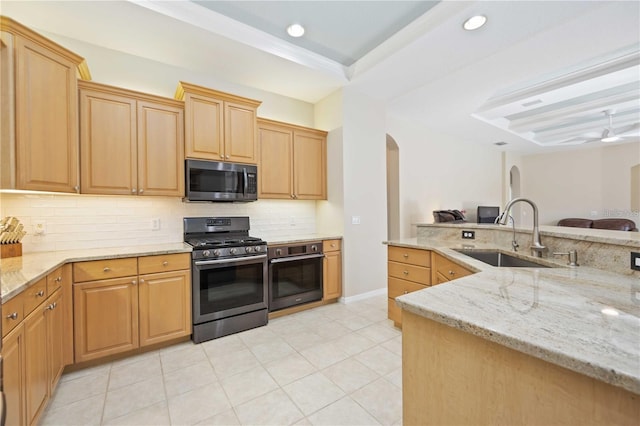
1, 243, 192, 302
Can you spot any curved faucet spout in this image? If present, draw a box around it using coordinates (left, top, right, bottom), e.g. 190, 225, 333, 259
499, 198, 545, 257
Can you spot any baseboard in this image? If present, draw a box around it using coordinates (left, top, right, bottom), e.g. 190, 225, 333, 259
339, 287, 387, 304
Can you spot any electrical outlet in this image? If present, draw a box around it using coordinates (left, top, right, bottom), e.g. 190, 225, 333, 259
631, 252, 640, 271
151, 218, 160, 231
462, 230, 475, 239
352, 216, 361, 225
34, 220, 46, 235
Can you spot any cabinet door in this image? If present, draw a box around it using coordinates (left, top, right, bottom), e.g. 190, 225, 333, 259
323, 250, 342, 300
3, 324, 26, 426
138, 269, 191, 347
137, 100, 185, 196
46, 289, 65, 393
15, 35, 79, 193
184, 93, 223, 160
24, 304, 48, 426
258, 123, 293, 199
225, 101, 258, 164
293, 130, 326, 199
73, 277, 139, 363
79, 88, 137, 195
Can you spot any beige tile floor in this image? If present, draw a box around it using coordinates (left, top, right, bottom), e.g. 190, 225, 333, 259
41, 294, 403, 425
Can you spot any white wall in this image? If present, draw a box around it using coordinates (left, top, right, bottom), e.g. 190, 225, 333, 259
0, 193, 316, 253
340, 88, 388, 298
386, 115, 503, 237
521, 142, 640, 225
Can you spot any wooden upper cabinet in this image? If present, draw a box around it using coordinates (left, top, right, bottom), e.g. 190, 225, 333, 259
176, 81, 261, 164
294, 129, 327, 199
0, 16, 90, 193
79, 80, 184, 197
257, 121, 293, 198
257, 118, 327, 200
137, 100, 185, 196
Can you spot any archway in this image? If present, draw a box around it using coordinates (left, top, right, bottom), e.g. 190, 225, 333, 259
386, 135, 400, 240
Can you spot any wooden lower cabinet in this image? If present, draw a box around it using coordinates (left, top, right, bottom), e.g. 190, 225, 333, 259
3, 324, 26, 426
432, 252, 473, 284
387, 245, 431, 327
138, 269, 191, 347
24, 300, 48, 425
73, 276, 139, 363
322, 239, 342, 300
73, 253, 192, 363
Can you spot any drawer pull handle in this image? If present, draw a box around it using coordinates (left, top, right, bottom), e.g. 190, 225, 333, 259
403, 254, 409, 258
449, 270, 455, 276
6, 312, 18, 320
162, 261, 169, 266
403, 270, 409, 275
103, 267, 111, 272
55, 276, 62, 282
36, 290, 45, 297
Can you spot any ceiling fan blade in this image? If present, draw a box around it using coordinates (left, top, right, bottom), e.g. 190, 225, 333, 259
616, 123, 640, 137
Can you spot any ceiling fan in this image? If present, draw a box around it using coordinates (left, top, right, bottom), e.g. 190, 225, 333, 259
559, 110, 640, 145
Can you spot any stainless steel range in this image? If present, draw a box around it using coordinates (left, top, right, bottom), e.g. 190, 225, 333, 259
184, 216, 268, 343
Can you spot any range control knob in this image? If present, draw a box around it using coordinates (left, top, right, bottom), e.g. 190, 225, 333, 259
202, 250, 211, 257
212, 249, 221, 257
229, 248, 237, 255
254, 246, 262, 252
246, 246, 254, 253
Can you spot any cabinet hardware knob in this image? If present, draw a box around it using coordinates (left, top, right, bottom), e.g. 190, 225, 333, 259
132, 188, 137, 193
36, 290, 45, 297
403, 290, 408, 294
55, 276, 62, 282
162, 261, 169, 266
331, 244, 336, 248
139, 189, 144, 194
6, 312, 18, 320
103, 267, 111, 272
225, 155, 230, 159
139, 279, 145, 284
403, 254, 409, 258
132, 280, 137, 285
403, 270, 409, 275
449, 270, 455, 276
74, 185, 79, 192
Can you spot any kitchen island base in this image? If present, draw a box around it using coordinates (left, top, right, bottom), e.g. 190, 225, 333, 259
402, 310, 639, 426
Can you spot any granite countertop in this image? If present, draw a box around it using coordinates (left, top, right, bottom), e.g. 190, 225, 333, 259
266, 234, 342, 245
1, 243, 192, 302
389, 238, 640, 395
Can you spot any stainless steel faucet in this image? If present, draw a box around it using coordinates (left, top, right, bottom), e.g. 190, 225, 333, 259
498, 198, 545, 257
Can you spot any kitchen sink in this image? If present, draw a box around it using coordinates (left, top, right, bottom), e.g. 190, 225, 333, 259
454, 249, 552, 268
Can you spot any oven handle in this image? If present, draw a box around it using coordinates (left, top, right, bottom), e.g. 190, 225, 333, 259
195, 254, 267, 266
270, 253, 325, 264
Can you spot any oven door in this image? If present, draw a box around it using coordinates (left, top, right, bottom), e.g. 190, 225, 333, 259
193, 254, 268, 324
269, 253, 324, 311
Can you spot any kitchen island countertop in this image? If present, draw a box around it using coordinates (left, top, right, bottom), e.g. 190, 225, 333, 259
388, 238, 640, 395
1, 243, 192, 302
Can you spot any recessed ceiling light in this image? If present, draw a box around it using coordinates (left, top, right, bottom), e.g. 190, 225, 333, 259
287, 23, 305, 38
463, 15, 487, 31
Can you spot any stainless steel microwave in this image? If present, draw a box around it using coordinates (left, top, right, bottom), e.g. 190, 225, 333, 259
185, 159, 258, 202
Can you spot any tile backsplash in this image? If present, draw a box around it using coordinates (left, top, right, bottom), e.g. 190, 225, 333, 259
0, 193, 317, 253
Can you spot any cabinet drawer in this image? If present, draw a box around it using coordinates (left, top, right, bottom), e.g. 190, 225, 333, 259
73, 258, 138, 282
388, 261, 431, 285
2, 293, 24, 337
22, 277, 47, 316
434, 255, 472, 282
388, 298, 401, 324
388, 246, 431, 267
138, 253, 190, 275
323, 239, 341, 253
47, 266, 64, 295
388, 277, 428, 299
